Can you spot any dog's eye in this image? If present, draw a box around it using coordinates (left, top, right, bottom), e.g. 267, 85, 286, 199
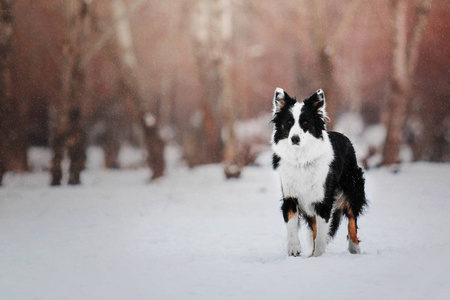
286, 120, 294, 126
302, 121, 308, 126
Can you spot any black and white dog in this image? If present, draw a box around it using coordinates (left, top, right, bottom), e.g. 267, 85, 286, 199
271, 88, 367, 257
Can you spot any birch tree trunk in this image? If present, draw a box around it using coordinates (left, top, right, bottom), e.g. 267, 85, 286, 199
110, 0, 165, 180
381, 0, 432, 166
191, 0, 225, 165
192, 0, 240, 177
219, 0, 241, 178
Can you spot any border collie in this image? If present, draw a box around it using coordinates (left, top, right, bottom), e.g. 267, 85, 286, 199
271, 88, 367, 257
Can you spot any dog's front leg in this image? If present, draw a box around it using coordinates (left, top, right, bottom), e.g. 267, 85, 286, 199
286, 211, 301, 256
307, 216, 317, 257
282, 197, 301, 257
313, 215, 330, 257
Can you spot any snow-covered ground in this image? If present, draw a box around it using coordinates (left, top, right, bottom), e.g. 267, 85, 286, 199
1, 152, 450, 300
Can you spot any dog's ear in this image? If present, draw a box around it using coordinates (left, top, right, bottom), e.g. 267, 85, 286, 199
273, 87, 295, 115
305, 89, 326, 116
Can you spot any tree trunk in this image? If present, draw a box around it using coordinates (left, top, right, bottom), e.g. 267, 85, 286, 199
317, 48, 336, 129
381, 0, 409, 166
192, 0, 225, 165
103, 122, 120, 169
183, 113, 205, 168
381, 0, 432, 166
0, 0, 14, 185
110, 0, 165, 180
67, 99, 86, 185
104, 142, 120, 169
50, 0, 89, 185
309, 0, 361, 129
219, 0, 241, 178
0, 0, 26, 183
192, 0, 240, 175
141, 116, 165, 179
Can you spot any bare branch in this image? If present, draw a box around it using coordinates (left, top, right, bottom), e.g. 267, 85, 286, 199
407, 0, 432, 76
80, 0, 147, 69
329, 0, 362, 51
311, 0, 326, 53
391, 0, 408, 88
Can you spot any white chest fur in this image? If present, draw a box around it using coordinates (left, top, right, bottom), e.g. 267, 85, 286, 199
273, 132, 334, 216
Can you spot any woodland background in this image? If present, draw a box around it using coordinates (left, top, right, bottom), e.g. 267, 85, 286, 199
0, 0, 449, 185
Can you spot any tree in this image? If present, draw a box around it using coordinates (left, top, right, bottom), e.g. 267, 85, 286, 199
307, 0, 362, 128
191, 0, 241, 177
0, 0, 27, 185
191, 0, 225, 166
110, 0, 165, 180
0, 0, 14, 185
50, 0, 91, 185
381, 0, 432, 166
220, 0, 241, 178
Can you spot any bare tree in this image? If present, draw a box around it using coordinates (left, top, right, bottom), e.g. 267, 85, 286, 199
110, 0, 165, 180
0, 0, 28, 185
307, 0, 362, 128
381, 0, 432, 166
0, 0, 14, 185
191, 0, 225, 165
50, 0, 91, 185
220, 1, 241, 178
191, 0, 241, 177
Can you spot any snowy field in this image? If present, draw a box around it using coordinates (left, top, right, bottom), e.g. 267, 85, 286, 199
1, 152, 450, 300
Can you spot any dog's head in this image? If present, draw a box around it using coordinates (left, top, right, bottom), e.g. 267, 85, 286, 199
271, 88, 327, 148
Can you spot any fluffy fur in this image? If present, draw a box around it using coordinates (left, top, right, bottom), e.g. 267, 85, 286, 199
271, 88, 367, 257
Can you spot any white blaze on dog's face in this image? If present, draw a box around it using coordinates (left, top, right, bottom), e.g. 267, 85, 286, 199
272, 88, 328, 163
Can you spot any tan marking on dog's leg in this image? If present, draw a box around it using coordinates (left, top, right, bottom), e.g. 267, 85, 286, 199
311, 217, 317, 257
343, 201, 361, 254
288, 210, 295, 220
348, 217, 359, 245
286, 211, 301, 256
343, 201, 359, 245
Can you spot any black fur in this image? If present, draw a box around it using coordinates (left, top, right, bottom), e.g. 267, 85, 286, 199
304, 215, 315, 231
272, 90, 327, 142
300, 92, 327, 139
272, 153, 281, 170
313, 131, 368, 235
328, 208, 343, 239
281, 197, 298, 223
324, 132, 367, 218
271, 91, 296, 144
272, 88, 368, 254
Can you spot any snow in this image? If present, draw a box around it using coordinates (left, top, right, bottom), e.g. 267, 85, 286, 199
27, 147, 53, 172
1, 152, 450, 300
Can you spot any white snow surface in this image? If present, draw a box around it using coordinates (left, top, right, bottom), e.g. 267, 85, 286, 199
1, 154, 450, 300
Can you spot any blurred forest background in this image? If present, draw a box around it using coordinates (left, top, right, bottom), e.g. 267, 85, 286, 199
0, 0, 448, 186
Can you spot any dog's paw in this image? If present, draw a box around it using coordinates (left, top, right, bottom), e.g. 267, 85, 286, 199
287, 242, 301, 257
348, 240, 361, 254
312, 249, 324, 257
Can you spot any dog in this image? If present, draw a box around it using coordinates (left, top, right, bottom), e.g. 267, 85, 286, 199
271, 88, 367, 257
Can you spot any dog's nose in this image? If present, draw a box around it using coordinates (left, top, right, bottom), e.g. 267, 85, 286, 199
291, 135, 300, 145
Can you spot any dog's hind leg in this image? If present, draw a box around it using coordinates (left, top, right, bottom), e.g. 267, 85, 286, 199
282, 197, 301, 256
344, 204, 361, 254
340, 159, 367, 254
